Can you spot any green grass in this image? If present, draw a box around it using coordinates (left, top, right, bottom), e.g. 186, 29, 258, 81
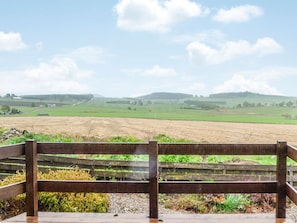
3, 96, 297, 124
10, 103, 297, 124
0, 131, 74, 145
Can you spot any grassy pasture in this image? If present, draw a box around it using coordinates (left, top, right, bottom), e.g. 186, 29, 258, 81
18, 100, 297, 124
1, 94, 297, 124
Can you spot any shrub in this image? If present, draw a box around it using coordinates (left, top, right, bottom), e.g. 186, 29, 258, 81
38, 169, 108, 212
0, 169, 109, 220
0, 172, 26, 220
162, 193, 251, 214
162, 194, 209, 213
215, 194, 250, 213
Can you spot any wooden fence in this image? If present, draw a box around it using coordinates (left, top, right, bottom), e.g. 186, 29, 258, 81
0, 140, 297, 220
1, 155, 297, 186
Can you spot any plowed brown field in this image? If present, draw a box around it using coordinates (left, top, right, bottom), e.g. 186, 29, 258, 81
1, 117, 297, 145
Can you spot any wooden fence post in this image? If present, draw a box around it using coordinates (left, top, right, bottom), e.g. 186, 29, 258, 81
25, 140, 38, 216
149, 140, 158, 219
276, 140, 287, 219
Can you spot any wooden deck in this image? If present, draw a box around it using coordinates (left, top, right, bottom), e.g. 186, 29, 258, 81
1, 213, 294, 223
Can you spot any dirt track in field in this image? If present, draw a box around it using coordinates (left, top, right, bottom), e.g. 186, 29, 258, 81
0, 117, 297, 145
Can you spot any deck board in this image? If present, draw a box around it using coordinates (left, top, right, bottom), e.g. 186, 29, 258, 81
1, 213, 293, 223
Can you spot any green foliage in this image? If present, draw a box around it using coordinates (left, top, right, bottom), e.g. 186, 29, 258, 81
1, 105, 10, 113
0, 132, 73, 145
215, 194, 250, 213
21, 94, 93, 102
0, 128, 5, 137
138, 92, 193, 100
184, 100, 219, 110
153, 134, 190, 143
163, 194, 207, 213
107, 136, 140, 143
154, 134, 201, 162
210, 91, 263, 98
163, 194, 251, 214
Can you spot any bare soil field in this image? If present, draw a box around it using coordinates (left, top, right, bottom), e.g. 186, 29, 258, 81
0, 117, 297, 145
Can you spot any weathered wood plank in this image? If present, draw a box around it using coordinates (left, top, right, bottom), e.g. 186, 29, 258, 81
4, 155, 296, 173
38, 180, 149, 193
37, 155, 149, 170
159, 181, 277, 194
1, 156, 297, 183
1, 156, 296, 182
160, 162, 279, 171
37, 142, 149, 154
276, 141, 287, 218
149, 140, 158, 219
158, 143, 276, 155
3, 155, 295, 174
0, 181, 26, 200
0, 162, 25, 172
286, 182, 297, 206
25, 140, 38, 217
0, 144, 25, 160
287, 144, 297, 162
160, 173, 277, 181
2, 212, 289, 223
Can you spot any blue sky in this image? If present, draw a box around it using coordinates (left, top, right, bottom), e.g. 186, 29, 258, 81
0, 0, 297, 97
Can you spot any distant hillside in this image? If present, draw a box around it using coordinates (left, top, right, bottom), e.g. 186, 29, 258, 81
21, 94, 94, 102
209, 91, 287, 99
137, 92, 193, 100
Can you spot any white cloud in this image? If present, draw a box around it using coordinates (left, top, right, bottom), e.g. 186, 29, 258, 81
183, 82, 205, 92
24, 56, 92, 80
0, 56, 93, 95
143, 65, 177, 77
214, 74, 279, 95
0, 32, 27, 51
114, 0, 209, 32
240, 66, 297, 81
214, 66, 297, 95
122, 65, 177, 77
172, 30, 225, 44
69, 46, 110, 64
187, 37, 283, 65
213, 5, 263, 23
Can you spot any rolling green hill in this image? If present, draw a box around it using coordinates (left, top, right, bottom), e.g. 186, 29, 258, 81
137, 92, 193, 100
1, 91, 297, 124
21, 94, 94, 102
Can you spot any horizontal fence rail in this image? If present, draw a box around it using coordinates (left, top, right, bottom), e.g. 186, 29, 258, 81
1, 155, 297, 185
159, 181, 277, 194
158, 143, 277, 155
0, 143, 25, 160
0, 181, 26, 200
38, 180, 149, 193
288, 144, 297, 162
37, 142, 149, 155
0, 140, 296, 220
287, 183, 297, 205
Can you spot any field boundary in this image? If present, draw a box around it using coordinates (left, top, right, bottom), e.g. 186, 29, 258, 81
0, 155, 297, 186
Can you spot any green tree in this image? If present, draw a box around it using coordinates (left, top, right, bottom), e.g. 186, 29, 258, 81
10, 108, 21, 114
1, 105, 10, 113
286, 101, 294, 107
